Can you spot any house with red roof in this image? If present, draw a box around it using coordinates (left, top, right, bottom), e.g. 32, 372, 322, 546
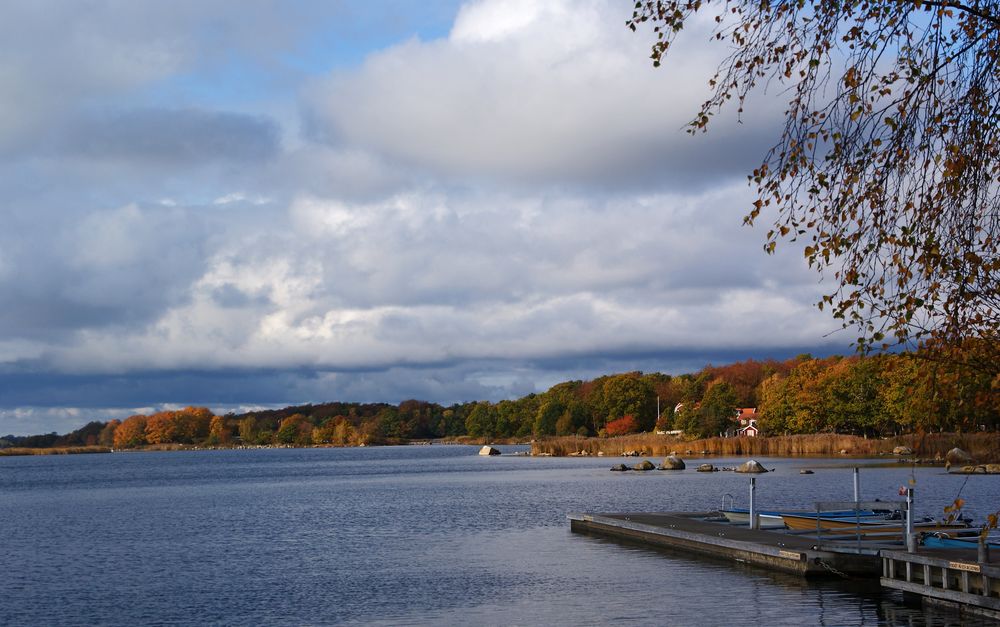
734, 408, 760, 437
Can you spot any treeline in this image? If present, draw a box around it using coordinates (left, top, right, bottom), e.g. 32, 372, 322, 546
3, 349, 997, 450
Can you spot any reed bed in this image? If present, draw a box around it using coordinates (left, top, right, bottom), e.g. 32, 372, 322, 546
531, 432, 1000, 462
0, 446, 111, 456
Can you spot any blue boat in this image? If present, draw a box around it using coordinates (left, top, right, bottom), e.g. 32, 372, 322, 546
921, 533, 1000, 550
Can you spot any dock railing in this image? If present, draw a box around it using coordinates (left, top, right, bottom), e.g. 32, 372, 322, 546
811, 500, 908, 553
881, 548, 1000, 616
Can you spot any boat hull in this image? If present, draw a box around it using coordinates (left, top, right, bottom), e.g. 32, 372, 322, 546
722, 508, 888, 530
721, 511, 787, 528
922, 535, 1000, 550
781, 513, 968, 532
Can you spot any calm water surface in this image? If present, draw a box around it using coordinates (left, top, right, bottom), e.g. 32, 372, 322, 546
3, 446, 999, 625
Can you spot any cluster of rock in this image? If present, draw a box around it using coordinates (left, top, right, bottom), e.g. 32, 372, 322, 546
693, 459, 770, 473
952, 464, 1000, 474
610, 457, 773, 473
942, 445, 992, 473
610, 455, 686, 471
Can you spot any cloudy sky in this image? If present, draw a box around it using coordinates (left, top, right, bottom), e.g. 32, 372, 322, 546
0, 0, 849, 435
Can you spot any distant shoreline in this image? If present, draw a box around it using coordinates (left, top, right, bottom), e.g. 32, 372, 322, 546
4, 432, 998, 464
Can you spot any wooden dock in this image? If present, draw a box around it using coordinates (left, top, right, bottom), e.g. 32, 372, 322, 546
570, 510, 1000, 618
881, 548, 1000, 620
567, 512, 882, 577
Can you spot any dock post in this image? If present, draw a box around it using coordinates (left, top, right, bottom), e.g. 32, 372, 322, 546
853, 467, 860, 505
749, 477, 758, 530
906, 487, 916, 553
979, 534, 990, 563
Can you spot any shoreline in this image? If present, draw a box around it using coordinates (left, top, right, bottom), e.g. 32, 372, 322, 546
3, 432, 999, 464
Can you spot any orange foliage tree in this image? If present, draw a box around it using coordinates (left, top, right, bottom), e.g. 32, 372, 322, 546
144, 411, 179, 445
605, 415, 638, 437
113, 415, 147, 448
173, 407, 213, 443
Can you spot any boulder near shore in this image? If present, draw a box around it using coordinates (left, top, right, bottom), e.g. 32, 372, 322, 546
660, 456, 685, 470
479, 446, 501, 456
946, 447, 974, 466
735, 459, 769, 474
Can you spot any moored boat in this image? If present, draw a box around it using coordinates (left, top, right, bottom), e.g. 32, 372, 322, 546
720, 509, 787, 528
921, 533, 1000, 550
721, 508, 889, 529
781, 513, 969, 532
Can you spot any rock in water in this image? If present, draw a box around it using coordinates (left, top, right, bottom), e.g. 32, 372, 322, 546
633, 460, 655, 471
946, 447, 974, 466
697, 463, 715, 472
799, 469, 814, 475
660, 456, 685, 470
479, 445, 501, 456
610, 464, 631, 472
735, 459, 768, 474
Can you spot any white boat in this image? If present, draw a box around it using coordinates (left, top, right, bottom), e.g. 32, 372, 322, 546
721, 510, 787, 528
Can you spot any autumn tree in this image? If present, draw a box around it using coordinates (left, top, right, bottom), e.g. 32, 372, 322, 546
208, 415, 230, 444
275, 414, 312, 445
757, 373, 793, 435
113, 415, 147, 448
605, 415, 639, 436
144, 411, 178, 445
629, 1, 1000, 370
174, 407, 212, 443
312, 415, 355, 445
598, 373, 657, 431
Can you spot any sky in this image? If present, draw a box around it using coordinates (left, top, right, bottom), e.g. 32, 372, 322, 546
0, 0, 851, 435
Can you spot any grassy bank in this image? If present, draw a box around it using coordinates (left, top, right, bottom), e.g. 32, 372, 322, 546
530, 432, 1000, 462
0, 446, 111, 456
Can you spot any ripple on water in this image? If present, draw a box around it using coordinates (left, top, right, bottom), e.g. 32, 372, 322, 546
2, 447, 998, 626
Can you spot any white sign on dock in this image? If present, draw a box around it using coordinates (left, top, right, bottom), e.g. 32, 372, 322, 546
949, 561, 982, 573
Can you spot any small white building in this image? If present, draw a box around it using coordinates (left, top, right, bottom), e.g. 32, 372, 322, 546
737, 419, 760, 437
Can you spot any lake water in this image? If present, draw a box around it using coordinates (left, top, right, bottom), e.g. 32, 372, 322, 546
3, 446, 999, 625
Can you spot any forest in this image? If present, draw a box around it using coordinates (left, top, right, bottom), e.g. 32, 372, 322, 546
2, 348, 997, 451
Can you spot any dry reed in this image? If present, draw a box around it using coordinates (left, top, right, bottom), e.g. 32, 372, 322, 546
531, 432, 1000, 462
0, 446, 111, 456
